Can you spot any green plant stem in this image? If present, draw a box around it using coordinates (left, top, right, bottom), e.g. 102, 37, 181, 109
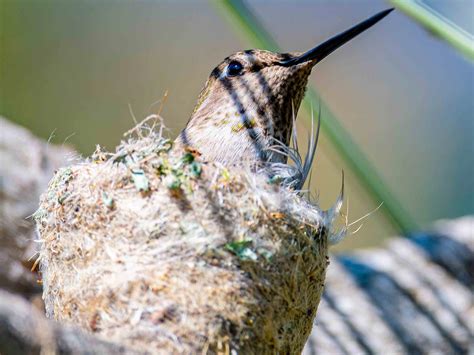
211, 0, 418, 233
392, 0, 474, 61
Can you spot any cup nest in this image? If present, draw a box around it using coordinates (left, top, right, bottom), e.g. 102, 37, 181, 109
35, 116, 343, 354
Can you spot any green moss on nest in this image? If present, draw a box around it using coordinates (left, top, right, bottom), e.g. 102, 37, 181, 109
37, 116, 343, 354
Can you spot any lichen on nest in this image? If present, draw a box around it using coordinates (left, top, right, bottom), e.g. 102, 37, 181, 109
36, 115, 344, 354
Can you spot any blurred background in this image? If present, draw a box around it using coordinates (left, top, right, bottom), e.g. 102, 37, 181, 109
1, 0, 473, 250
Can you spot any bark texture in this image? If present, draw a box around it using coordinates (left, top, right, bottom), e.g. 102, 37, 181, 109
0, 290, 136, 355
0, 116, 72, 297
304, 216, 473, 354
0, 117, 138, 354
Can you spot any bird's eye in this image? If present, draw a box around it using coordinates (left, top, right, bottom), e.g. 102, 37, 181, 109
226, 61, 244, 77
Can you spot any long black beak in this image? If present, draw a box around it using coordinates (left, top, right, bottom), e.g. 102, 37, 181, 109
280, 8, 394, 67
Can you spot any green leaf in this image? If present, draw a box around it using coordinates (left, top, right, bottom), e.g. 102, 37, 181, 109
102, 192, 114, 208
189, 161, 202, 178
225, 239, 257, 261
58, 192, 71, 205
131, 169, 149, 192
113, 152, 128, 165
268, 175, 282, 185
181, 152, 195, 164
166, 176, 181, 190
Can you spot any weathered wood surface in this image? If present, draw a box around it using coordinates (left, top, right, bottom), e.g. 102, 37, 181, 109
1, 117, 472, 354
0, 117, 139, 354
0, 290, 136, 354
0, 117, 73, 298
303, 216, 473, 354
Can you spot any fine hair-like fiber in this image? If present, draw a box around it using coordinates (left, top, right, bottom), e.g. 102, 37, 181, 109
36, 116, 343, 354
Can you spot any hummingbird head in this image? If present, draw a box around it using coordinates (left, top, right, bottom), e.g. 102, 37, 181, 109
187, 48, 315, 144
177, 8, 393, 166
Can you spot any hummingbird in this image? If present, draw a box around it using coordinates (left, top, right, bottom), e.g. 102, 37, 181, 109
175, 9, 393, 174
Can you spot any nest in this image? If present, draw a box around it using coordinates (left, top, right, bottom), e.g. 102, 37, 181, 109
36, 117, 343, 354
